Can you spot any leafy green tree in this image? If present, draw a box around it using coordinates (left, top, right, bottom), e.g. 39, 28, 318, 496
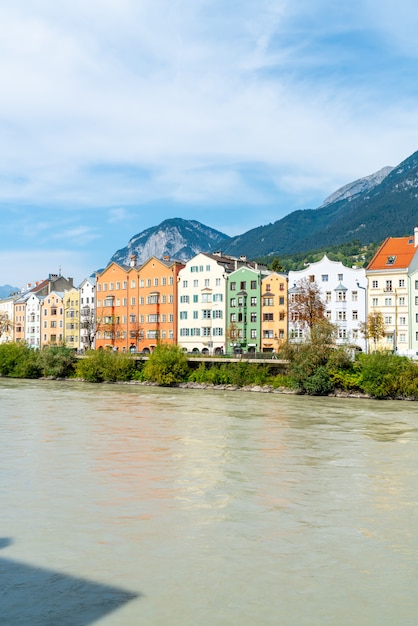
143, 344, 189, 385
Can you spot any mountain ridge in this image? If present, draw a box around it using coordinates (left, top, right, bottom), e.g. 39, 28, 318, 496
109, 151, 418, 266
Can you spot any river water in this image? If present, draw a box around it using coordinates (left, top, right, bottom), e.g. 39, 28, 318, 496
1, 379, 417, 625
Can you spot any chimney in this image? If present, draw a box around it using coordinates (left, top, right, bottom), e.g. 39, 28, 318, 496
130, 254, 137, 267
415, 226, 418, 247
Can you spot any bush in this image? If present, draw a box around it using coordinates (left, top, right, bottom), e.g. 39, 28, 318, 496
357, 352, 418, 399
0, 342, 41, 378
36, 345, 77, 378
75, 350, 139, 382
143, 344, 190, 385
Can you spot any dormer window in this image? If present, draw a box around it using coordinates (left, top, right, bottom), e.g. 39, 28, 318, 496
386, 255, 396, 265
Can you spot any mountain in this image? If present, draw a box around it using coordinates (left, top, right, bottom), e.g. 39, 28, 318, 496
0, 285, 19, 299
222, 151, 418, 258
108, 151, 418, 266
319, 166, 393, 207
110, 218, 231, 266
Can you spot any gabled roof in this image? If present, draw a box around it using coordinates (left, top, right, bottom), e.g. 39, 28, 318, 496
367, 235, 418, 271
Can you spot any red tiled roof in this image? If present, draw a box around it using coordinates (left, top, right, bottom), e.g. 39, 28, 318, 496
367, 235, 418, 271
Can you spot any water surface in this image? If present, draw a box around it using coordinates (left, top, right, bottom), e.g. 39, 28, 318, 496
1, 379, 417, 625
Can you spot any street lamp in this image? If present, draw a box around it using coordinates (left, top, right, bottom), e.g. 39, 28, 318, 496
356, 280, 368, 354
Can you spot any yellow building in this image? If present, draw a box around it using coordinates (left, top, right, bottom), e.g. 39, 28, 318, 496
260, 273, 288, 352
63, 287, 80, 350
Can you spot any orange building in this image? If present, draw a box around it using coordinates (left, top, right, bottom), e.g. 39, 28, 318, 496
135, 256, 184, 352
95, 256, 184, 352
95, 262, 131, 351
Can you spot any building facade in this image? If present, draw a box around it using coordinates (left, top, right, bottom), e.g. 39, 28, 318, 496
288, 256, 367, 351
366, 228, 418, 355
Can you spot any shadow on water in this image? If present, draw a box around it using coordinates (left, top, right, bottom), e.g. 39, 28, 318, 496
0, 538, 139, 625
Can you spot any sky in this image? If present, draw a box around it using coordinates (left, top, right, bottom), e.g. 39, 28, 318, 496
1, 0, 418, 289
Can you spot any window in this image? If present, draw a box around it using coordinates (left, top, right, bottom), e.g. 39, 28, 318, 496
202, 327, 211, 336
193, 280, 198, 287
215, 278, 221, 286
180, 311, 188, 320
204, 279, 210, 287
399, 333, 406, 343
230, 298, 236, 307
193, 294, 198, 303
240, 281, 246, 290
399, 279, 405, 288
321, 275, 328, 282
250, 297, 257, 306
338, 328, 347, 339
263, 297, 273, 306
326, 292, 332, 303
162, 277, 166, 286
131, 297, 136, 306
338, 274, 343, 281
193, 310, 198, 319
251, 280, 257, 289
213, 328, 223, 336
263, 313, 273, 321
130, 314, 136, 323
352, 311, 358, 320
385, 280, 393, 291
384, 316, 392, 324
263, 330, 274, 339
325, 310, 331, 320
337, 311, 346, 321
230, 313, 237, 323
250, 329, 257, 339
384, 297, 392, 306
104, 297, 114, 306
250, 313, 257, 322
337, 291, 346, 302
230, 282, 236, 290
190, 265, 198, 273
147, 314, 159, 323
279, 296, 285, 305
213, 294, 223, 302
154, 278, 158, 287
213, 310, 223, 319
399, 296, 405, 306
372, 280, 378, 288
386, 256, 396, 265
139, 279, 144, 288
131, 280, 136, 288
386, 334, 393, 343
182, 280, 188, 288
351, 291, 358, 302
190, 328, 200, 336
202, 293, 212, 303
415, 280, 418, 290
180, 295, 190, 303
399, 317, 406, 325
372, 297, 378, 306
202, 310, 211, 319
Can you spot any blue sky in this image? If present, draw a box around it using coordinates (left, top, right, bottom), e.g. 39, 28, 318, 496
1, 0, 418, 288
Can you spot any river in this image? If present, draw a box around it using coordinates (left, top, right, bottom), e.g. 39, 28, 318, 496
1, 379, 417, 625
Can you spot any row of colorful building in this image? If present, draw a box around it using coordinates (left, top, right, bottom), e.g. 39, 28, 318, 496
1, 228, 418, 356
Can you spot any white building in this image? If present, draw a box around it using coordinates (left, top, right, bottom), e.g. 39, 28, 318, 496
177, 253, 236, 354
79, 278, 96, 350
288, 255, 367, 352
0, 294, 19, 343
25, 293, 44, 349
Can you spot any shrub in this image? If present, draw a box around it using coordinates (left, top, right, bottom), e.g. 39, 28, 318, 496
36, 345, 77, 378
356, 352, 416, 399
0, 342, 41, 378
143, 344, 190, 385
75, 350, 139, 382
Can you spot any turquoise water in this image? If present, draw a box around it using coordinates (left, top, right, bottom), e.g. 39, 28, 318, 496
1, 379, 417, 625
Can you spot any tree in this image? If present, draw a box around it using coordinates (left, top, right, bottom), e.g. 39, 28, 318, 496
359, 311, 385, 352
289, 277, 326, 330
271, 257, 283, 272
0, 312, 13, 340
